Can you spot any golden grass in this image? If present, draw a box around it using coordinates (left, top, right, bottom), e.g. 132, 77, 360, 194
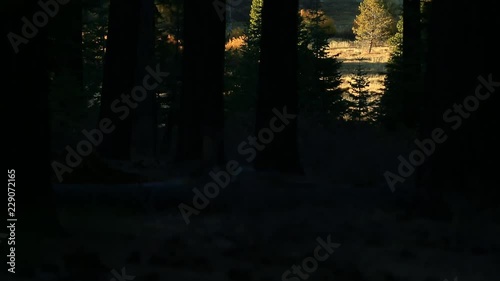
341, 74, 385, 93
223, 37, 390, 94
328, 39, 391, 93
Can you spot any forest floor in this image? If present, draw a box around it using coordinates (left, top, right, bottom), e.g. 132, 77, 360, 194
11, 168, 500, 281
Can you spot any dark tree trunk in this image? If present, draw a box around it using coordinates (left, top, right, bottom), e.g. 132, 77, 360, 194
254, 0, 303, 174
7, 2, 53, 221
399, 0, 422, 128
177, 0, 226, 173
5, 0, 73, 264
99, 0, 156, 160
199, 0, 226, 171
418, 0, 499, 217
176, 0, 201, 165
131, 0, 157, 161
165, 5, 183, 160
403, 0, 421, 72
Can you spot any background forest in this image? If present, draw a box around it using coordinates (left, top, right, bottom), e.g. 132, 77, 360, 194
4, 0, 499, 280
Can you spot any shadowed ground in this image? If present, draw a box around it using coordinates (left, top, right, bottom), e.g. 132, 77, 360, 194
10, 168, 500, 281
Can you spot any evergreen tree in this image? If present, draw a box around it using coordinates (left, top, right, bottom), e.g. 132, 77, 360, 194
299, 9, 335, 57
346, 64, 380, 123
353, 0, 394, 53
388, 15, 403, 57
380, 16, 403, 127
382, 0, 402, 25
298, 9, 345, 125
247, 0, 263, 49
225, 0, 263, 114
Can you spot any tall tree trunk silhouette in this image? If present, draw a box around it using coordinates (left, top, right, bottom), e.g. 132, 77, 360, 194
177, 1, 226, 173
99, 0, 156, 160
5, 0, 72, 260
401, 0, 422, 128
130, 0, 157, 161
254, 0, 303, 174
416, 0, 451, 219
403, 0, 420, 70
418, 0, 499, 217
